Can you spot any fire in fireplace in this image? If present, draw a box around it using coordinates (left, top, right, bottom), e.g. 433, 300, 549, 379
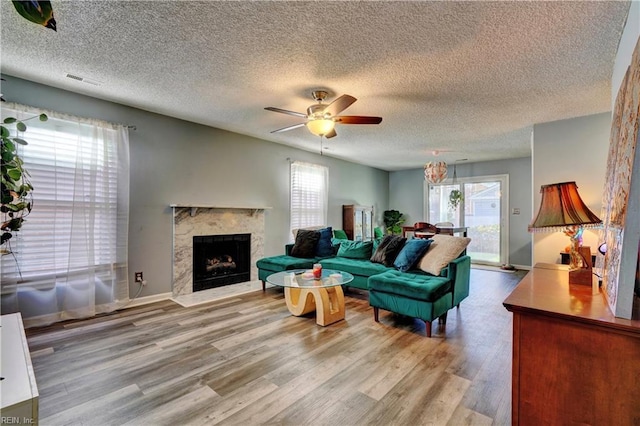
192, 233, 250, 292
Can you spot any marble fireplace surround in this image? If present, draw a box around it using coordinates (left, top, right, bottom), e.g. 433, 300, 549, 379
171, 205, 269, 297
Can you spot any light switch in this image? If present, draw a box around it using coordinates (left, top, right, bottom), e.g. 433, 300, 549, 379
512, 208, 521, 215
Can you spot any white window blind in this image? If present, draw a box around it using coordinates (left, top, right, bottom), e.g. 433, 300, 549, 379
1, 103, 129, 323
290, 161, 328, 231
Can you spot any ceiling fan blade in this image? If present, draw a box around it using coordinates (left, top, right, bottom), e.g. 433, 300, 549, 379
323, 94, 357, 117
334, 116, 382, 124
325, 128, 337, 139
264, 107, 308, 118
270, 123, 306, 133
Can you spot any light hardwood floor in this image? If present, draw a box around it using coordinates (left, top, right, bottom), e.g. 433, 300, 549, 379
26, 269, 527, 425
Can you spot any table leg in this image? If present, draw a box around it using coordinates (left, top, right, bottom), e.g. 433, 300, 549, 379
284, 287, 316, 316
284, 286, 345, 326
313, 286, 345, 326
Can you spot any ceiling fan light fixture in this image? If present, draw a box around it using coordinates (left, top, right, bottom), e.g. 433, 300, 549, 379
306, 118, 335, 137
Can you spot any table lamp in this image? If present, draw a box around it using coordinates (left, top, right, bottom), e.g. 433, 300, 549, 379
529, 181, 602, 285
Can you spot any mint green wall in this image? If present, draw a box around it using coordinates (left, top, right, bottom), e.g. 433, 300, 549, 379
389, 157, 533, 267
2, 75, 389, 298
532, 113, 610, 266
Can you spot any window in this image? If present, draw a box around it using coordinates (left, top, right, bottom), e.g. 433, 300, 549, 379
290, 161, 328, 232
1, 103, 129, 323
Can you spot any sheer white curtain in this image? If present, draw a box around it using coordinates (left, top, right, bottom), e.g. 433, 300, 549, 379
290, 161, 328, 232
1, 103, 129, 326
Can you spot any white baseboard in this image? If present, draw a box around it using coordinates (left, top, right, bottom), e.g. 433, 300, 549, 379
511, 264, 532, 270
124, 292, 172, 308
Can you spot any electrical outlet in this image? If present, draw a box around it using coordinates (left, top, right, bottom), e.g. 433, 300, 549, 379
512, 208, 521, 215
135, 272, 143, 283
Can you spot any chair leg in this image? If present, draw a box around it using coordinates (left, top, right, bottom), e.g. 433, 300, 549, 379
425, 320, 432, 337
261, 280, 266, 292
374, 307, 379, 322
438, 312, 448, 324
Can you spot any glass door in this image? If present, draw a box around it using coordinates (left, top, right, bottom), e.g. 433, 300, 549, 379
425, 174, 508, 266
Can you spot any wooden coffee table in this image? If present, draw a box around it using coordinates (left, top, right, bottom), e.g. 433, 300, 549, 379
266, 269, 354, 326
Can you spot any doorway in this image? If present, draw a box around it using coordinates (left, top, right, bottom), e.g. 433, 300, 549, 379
424, 174, 509, 266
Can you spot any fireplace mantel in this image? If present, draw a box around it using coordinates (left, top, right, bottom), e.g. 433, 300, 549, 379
170, 204, 272, 217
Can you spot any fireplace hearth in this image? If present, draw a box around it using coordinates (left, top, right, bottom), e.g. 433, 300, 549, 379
192, 233, 251, 292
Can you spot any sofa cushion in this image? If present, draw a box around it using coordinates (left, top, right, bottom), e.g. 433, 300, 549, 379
337, 240, 373, 259
320, 257, 390, 276
315, 226, 334, 258
368, 270, 452, 302
256, 255, 315, 271
370, 235, 406, 267
418, 234, 471, 276
394, 238, 433, 272
290, 229, 320, 258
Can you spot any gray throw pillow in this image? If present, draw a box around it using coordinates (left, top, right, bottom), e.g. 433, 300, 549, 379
290, 229, 320, 258
370, 235, 407, 266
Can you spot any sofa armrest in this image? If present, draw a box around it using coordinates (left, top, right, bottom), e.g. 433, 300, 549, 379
449, 255, 471, 307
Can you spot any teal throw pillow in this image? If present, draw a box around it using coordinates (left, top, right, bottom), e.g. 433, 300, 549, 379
337, 240, 373, 259
333, 229, 348, 240
372, 237, 383, 252
330, 238, 344, 255
315, 227, 334, 258
374, 226, 384, 238
394, 238, 433, 272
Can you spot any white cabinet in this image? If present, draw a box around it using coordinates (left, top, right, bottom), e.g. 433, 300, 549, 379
1, 313, 39, 425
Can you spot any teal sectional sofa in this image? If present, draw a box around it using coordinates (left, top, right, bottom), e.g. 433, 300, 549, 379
257, 233, 471, 337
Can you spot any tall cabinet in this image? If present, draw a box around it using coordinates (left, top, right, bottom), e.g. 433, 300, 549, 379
342, 205, 374, 241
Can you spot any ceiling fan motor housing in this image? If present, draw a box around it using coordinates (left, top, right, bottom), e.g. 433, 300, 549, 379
311, 90, 329, 102
307, 103, 331, 120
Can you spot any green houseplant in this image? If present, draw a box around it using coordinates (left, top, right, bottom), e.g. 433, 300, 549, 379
447, 162, 464, 210
383, 210, 405, 235
1, 112, 47, 254
448, 189, 463, 210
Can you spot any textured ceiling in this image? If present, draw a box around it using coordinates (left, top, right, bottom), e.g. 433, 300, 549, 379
0, 1, 631, 171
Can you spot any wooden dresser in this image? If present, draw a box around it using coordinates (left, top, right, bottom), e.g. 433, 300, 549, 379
503, 264, 640, 425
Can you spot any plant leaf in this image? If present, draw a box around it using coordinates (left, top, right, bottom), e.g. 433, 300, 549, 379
2, 149, 14, 163
1, 232, 12, 244
39, 114, 48, 122
3, 117, 17, 124
13, 138, 28, 145
7, 169, 21, 181
16, 122, 26, 132
0, 126, 9, 138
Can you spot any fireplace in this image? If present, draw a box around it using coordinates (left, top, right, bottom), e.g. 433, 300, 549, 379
172, 205, 266, 297
192, 233, 251, 292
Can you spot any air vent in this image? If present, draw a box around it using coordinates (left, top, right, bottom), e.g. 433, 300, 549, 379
66, 73, 83, 81
65, 73, 102, 86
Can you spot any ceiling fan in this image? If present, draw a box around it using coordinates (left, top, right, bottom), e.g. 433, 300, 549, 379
265, 91, 382, 138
